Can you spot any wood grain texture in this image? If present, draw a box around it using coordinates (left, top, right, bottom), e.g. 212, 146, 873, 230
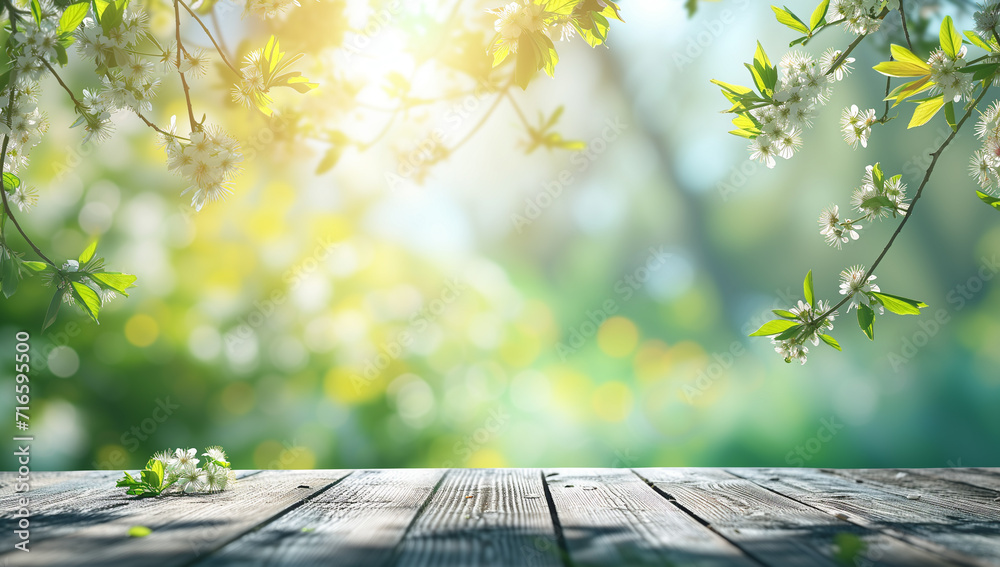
0, 470, 348, 567
394, 468, 561, 567
731, 467, 1000, 567
4, 468, 1000, 567
638, 468, 953, 567
195, 469, 444, 567
545, 468, 756, 567
914, 468, 1000, 494
830, 469, 1000, 521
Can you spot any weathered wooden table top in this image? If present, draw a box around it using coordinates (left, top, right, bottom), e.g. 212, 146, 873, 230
2, 467, 1000, 566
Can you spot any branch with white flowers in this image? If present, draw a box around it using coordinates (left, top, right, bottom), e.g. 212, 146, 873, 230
724, 1, 1000, 364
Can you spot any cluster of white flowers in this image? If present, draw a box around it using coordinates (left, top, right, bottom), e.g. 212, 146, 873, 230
153, 447, 236, 494
817, 164, 908, 248
969, 101, 1000, 192
0, 87, 49, 174
852, 164, 908, 218
55, 260, 117, 305
11, 8, 60, 81
818, 204, 862, 248
840, 104, 877, 149
975, 1, 1000, 39
830, 0, 899, 35
72, 11, 164, 143
7, 184, 38, 213
928, 47, 973, 103
747, 49, 854, 168
771, 299, 837, 365
232, 51, 267, 110
162, 124, 244, 211
839, 264, 882, 312
75, 11, 149, 68
245, 0, 301, 19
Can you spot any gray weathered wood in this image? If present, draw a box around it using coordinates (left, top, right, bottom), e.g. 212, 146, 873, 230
638, 468, 954, 567
545, 468, 757, 566
0, 470, 348, 567
5, 468, 1000, 566
914, 468, 1000, 494
196, 469, 444, 567
730, 467, 1000, 567
830, 469, 1000, 521
394, 468, 561, 567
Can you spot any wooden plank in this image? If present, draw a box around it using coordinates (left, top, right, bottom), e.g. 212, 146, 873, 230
0, 471, 103, 496
730, 467, 1000, 567
912, 468, 1000, 494
638, 468, 953, 567
197, 469, 444, 567
545, 468, 757, 567
831, 469, 1000, 521
0, 470, 349, 567
0, 470, 260, 548
394, 468, 561, 567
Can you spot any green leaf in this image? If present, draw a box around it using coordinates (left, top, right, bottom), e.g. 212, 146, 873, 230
908, 96, 945, 129
42, 289, 62, 331
772, 6, 810, 35
858, 303, 875, 341
21, 261, 47, 272
803, 270, 815, 308
873, 60, 932, 78
810, 0, 829, 30
128, 526, 153, 538
30, 0, 42, 24
710, 79, 754, 96
772, 309, 797, 319
872, 292, 928, 315
141, 459, 165, 489
59, 2, 90, 35
871, 163, 885, 192
752, 41, 777, 94
78, 240, 98, 264
2, 253, 20, 299
940, 16, 963, 60
3, 172, 20, 192
965, 30, 993, 52
90, 272, 137, 295
774, 324, 803, 341
70, 281, 102, 324
977, 190, 1000, 210
749, 319, 799, 337
945, 101, 957, 132
819, 334, 842, 351
861, 195, 896, 210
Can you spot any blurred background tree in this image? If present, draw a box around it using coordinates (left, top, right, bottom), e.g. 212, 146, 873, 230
1, 0, 997, 472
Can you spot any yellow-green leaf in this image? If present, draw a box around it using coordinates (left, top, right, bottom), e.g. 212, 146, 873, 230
889, 44, 926, 66
908, 96, 945, 129
940, 16, 962, 60
873, 60, 931, 78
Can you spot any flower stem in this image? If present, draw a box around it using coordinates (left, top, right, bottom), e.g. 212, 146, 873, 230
174, 0, 199, 132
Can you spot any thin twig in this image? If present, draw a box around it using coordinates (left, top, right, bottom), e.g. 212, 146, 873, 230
177, 0, 239, 75
827, 9, 888, 77
174, 0, 198, 132
899, 3, 913, 50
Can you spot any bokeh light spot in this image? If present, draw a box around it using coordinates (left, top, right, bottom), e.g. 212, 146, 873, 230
125, 314, 160, 347
598, 316, 639, 358
592, 381, 634, 422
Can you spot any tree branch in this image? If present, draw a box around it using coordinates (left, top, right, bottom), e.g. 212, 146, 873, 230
821, 85, 992, 319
